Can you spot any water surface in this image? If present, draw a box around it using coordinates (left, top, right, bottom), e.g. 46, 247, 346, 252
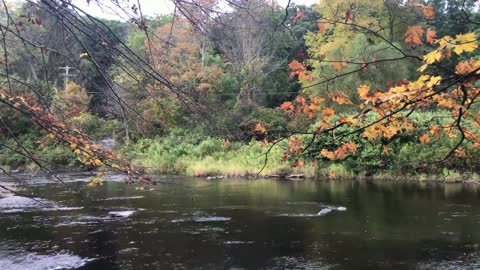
1, 174, 480, 269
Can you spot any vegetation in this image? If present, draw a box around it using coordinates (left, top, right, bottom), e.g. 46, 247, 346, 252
0, 0, 479, 184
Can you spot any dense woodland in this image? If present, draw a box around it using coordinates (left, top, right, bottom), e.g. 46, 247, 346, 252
0, 0, 479, 183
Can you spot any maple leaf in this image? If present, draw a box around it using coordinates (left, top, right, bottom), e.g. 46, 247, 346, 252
422, 5, 435, 19
293, 160, 305, 168
453, 32, 478, 55
454, 148, 466, 158
311, 96, 325, 104
429, 125, 442, 138
426, 29, 437, 45
417, 64, 428, 72
292, 10, 305, 24
357, 84, 369, 100
280, 101, 294, 111
419, 133, 430, 144
455, 60, 478, 74
296, 96, 307, 105
344, 142, 357, 154
340, 116, 358, 126
335, 147, 347, 159
361, 59, 367, 71
288, 59, 306, 78
423, 50, 442, 64
317, 22, 325, 33
322, 107, 335, 118
345, 10, 353, 23
253, 123, 267, 134
405, 25, 424, 46
329, 91, 352, 105
332, 61, 342, 73
320, 149, 335, 160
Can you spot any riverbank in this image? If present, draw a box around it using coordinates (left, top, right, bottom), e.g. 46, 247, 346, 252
2, 131, 479, 182
2, 166, 479, 186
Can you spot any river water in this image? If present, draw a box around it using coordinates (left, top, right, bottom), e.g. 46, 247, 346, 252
1, 174, 480, 269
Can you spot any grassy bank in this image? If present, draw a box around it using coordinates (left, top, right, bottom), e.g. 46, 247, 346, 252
2, 113, 479, 181
120, 129, 479, 181
120, 130, 315, 178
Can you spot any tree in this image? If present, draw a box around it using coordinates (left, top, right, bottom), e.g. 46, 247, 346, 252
271, 3, 480, 173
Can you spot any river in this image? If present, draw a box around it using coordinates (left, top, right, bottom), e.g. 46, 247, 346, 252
1, 173, 480, 269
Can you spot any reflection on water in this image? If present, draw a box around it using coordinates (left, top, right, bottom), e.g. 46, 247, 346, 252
1, 175, 480, 269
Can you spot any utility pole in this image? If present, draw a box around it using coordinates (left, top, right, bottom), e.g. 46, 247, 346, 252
58, 65, 75, 91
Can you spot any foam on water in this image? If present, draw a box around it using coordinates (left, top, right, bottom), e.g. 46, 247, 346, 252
171, 216, 231, 223
108, 210, 136, 217
103, 196, 144, 201
0, 250, 93, 270
0, 196, 83, 214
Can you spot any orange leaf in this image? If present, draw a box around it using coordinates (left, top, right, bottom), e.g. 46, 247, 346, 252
295, 96, 307, 105
253, 123, 267, 134
292, 10, 305, 24
419, 133, 430, 144
423, 5, 435, 19
332, 62, 342, 72
320, 149, 335, 160
455, 60, 476, 75
293, 160, 305, 168
357, 85, 369, 100
329, 91, 352, 105
454, 148, 466, 158
288, 59, 306, 78
311, 96, 325, 104
322, 107, 335, 118
426, 29, 436, 45
280, 101, 294, 111
405, 25, 424, 46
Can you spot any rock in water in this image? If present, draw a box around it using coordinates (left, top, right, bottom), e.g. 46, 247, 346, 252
336, 206, 347, 211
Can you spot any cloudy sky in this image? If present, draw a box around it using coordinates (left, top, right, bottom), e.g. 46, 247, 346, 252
72, 0, 318, 20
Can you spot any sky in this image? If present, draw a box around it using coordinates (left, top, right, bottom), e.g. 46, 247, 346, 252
72, 0, 319, 20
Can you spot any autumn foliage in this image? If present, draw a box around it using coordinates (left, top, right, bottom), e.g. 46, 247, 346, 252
278, 3, 480, 167
0, 88, 146, 185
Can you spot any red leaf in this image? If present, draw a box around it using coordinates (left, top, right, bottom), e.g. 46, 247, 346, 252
345, 11, 353, 23
292, 10, 305, 24
317, 22, 325, 33
361, 59, 367, 71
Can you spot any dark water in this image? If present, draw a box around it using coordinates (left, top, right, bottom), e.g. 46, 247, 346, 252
1, 174, 480, 269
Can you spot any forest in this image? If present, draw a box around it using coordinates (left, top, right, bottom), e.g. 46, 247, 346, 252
0, 0, 479, 183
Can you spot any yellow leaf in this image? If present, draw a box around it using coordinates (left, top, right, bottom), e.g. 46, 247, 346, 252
357, 85, 369, 100
426, 76, 442, 88
320, 149, 335, 160
94, 159, 102, 166
418, 64, 428, 72
423, 50, 442, 64
418, 75, 430, 82
70, 143, 77, 149
453, 32, 477, 55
